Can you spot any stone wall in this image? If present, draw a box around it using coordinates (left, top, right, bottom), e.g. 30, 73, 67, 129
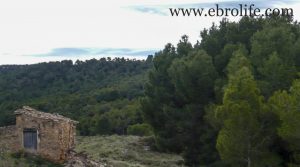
0, 106, 77, 164
0, 126, 19, 153
15, 114, 76, 163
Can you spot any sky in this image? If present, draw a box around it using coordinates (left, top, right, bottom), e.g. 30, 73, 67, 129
0, 0, 300, 65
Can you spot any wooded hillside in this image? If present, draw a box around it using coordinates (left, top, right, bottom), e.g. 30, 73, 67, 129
0, 57, 153, 136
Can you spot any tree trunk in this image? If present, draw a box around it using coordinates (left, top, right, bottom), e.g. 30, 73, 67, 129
247, 142, 251, 167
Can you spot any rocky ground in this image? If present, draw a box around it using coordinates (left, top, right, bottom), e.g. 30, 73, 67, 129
75, 135, 184, 167
65, 150, 109, 167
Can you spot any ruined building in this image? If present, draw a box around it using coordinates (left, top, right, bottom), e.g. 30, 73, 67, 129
0, 106, 78, 163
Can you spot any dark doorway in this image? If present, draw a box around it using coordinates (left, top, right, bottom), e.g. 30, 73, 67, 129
23, 128, 37, 150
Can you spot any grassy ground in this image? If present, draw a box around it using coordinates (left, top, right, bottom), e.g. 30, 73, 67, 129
0, 151, 62, 167
0, 135, 184, 167
75, 135, 185, 167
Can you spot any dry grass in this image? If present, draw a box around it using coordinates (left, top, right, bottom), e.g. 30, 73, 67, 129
75, 135, 185, 167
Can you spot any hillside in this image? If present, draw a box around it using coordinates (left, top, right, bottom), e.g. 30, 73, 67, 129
0, 135, 184, 167
75, 135, 184, 167
0, 57, 153, 135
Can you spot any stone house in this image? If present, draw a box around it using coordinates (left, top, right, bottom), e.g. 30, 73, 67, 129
0, 106, 78, 163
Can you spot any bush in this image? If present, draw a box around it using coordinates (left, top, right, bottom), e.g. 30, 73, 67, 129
127, 123, 153, 136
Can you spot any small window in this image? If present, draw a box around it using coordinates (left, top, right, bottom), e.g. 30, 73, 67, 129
23, 128, 37, 150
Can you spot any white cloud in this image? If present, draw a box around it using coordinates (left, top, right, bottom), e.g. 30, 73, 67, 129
0, 0, 299, 65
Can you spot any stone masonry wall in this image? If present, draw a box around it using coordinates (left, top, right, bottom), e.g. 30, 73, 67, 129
16, 114, 76, 163
0, 126, 19, 153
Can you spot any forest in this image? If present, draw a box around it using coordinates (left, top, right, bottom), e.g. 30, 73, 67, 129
142, 15, 300, 166
1, 15, 300, 166
0, 57, 153, 136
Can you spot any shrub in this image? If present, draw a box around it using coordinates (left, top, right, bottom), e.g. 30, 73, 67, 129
127, 123, 153, 136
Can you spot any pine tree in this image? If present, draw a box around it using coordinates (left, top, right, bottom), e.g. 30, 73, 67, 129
268, 80, 300, 166
215, 54, 280, 167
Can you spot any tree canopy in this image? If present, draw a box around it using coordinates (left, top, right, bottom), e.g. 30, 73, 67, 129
143, 16, 300, 166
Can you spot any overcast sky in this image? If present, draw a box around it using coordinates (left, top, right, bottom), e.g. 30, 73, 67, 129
0, 0, 299, 65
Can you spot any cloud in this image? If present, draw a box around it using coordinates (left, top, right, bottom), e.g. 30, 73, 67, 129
34, 48, 90, 57
128, 0, 299, 16
1, 0, 299, 65
95, 48, 157, 56
127, 6, 168, 16
30, 48, 157, 58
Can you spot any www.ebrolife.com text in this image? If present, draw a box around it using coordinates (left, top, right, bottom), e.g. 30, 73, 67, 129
169, 4, 293, 17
